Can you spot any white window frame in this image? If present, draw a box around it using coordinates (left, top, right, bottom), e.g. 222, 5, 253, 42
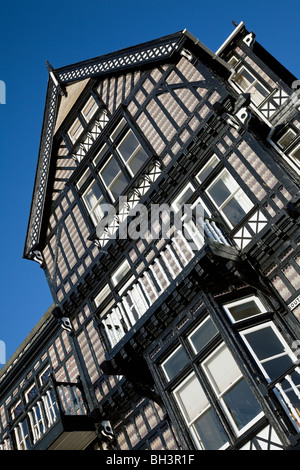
289, 142, 300, 166
82, 180, 105, 226
110, 118, 126, 142
116, 129, 148, 176
171, 184, 204, 250
161, 345, 188, 381
38, 365, 51, 387
172, 183, 195, 212
222, 296, 266, 324
68, 117, 84, 143
206, 168, 254, 229
240, 321, 297, 382
233, 65, 270, 107
76, 169, 90, 190
28, 401, 45, 443
277, 128, 297, 149
81, 95, 98, 123
111, 259, 131, 287
94, 284, 112, 308
0, 439, 9, 450
92, 144, 108, 167
10, 400, 22, 420
188, 316, 218, 354
195, 154, 220, 184
98, 155, 128, 202
24, 383, 37, 404
202, 342, 263, 437
173, 371, 229, 450
41, 390, 58, 428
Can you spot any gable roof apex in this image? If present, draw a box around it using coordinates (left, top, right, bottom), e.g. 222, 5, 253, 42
23, 29, 231, 261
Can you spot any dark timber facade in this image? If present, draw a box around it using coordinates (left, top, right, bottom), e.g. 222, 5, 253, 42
1, 22, 300, 451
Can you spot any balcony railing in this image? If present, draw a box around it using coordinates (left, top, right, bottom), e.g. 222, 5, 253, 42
6, 376, 93, 450
269, 365, 300, 433
98, 217, 231, 351
257, 88, 289, 121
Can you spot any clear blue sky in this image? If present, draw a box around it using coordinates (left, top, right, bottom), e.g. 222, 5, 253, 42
0, 0, 299, 366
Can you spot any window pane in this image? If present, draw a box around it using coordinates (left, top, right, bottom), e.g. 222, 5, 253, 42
277, 129, 296, 148
128, 147, 148, 174
243, 325, 295, 381
222, 193, 248, 225
189, 318, 218, 353
82, 96, 98, 122
84, 183, 103, 211
162, 346, 189, 381
93, 144, 108, 167
118, 132, 139, 162
245, 327, 285, 361
68, 117, 83, 142
118, 130, 148, 174
207, 178, 231, 208
76, 169, 89, 189
172, 185, 194, 212
110, 173, 129, 199
100, 157, 121, 187
223, 378, 262, 430
194, 408, 228, 450
93, 203, 105, 222
263, 355, 294, 381
175, 374, 209, 422
203, 344, 241, 394
94, 284, 111, 307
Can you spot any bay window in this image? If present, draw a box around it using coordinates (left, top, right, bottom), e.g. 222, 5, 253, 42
223, 295, 300, 431
160, 317, 263, 449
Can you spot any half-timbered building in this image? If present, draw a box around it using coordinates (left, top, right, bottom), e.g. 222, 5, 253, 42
1, 21, 300, 451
